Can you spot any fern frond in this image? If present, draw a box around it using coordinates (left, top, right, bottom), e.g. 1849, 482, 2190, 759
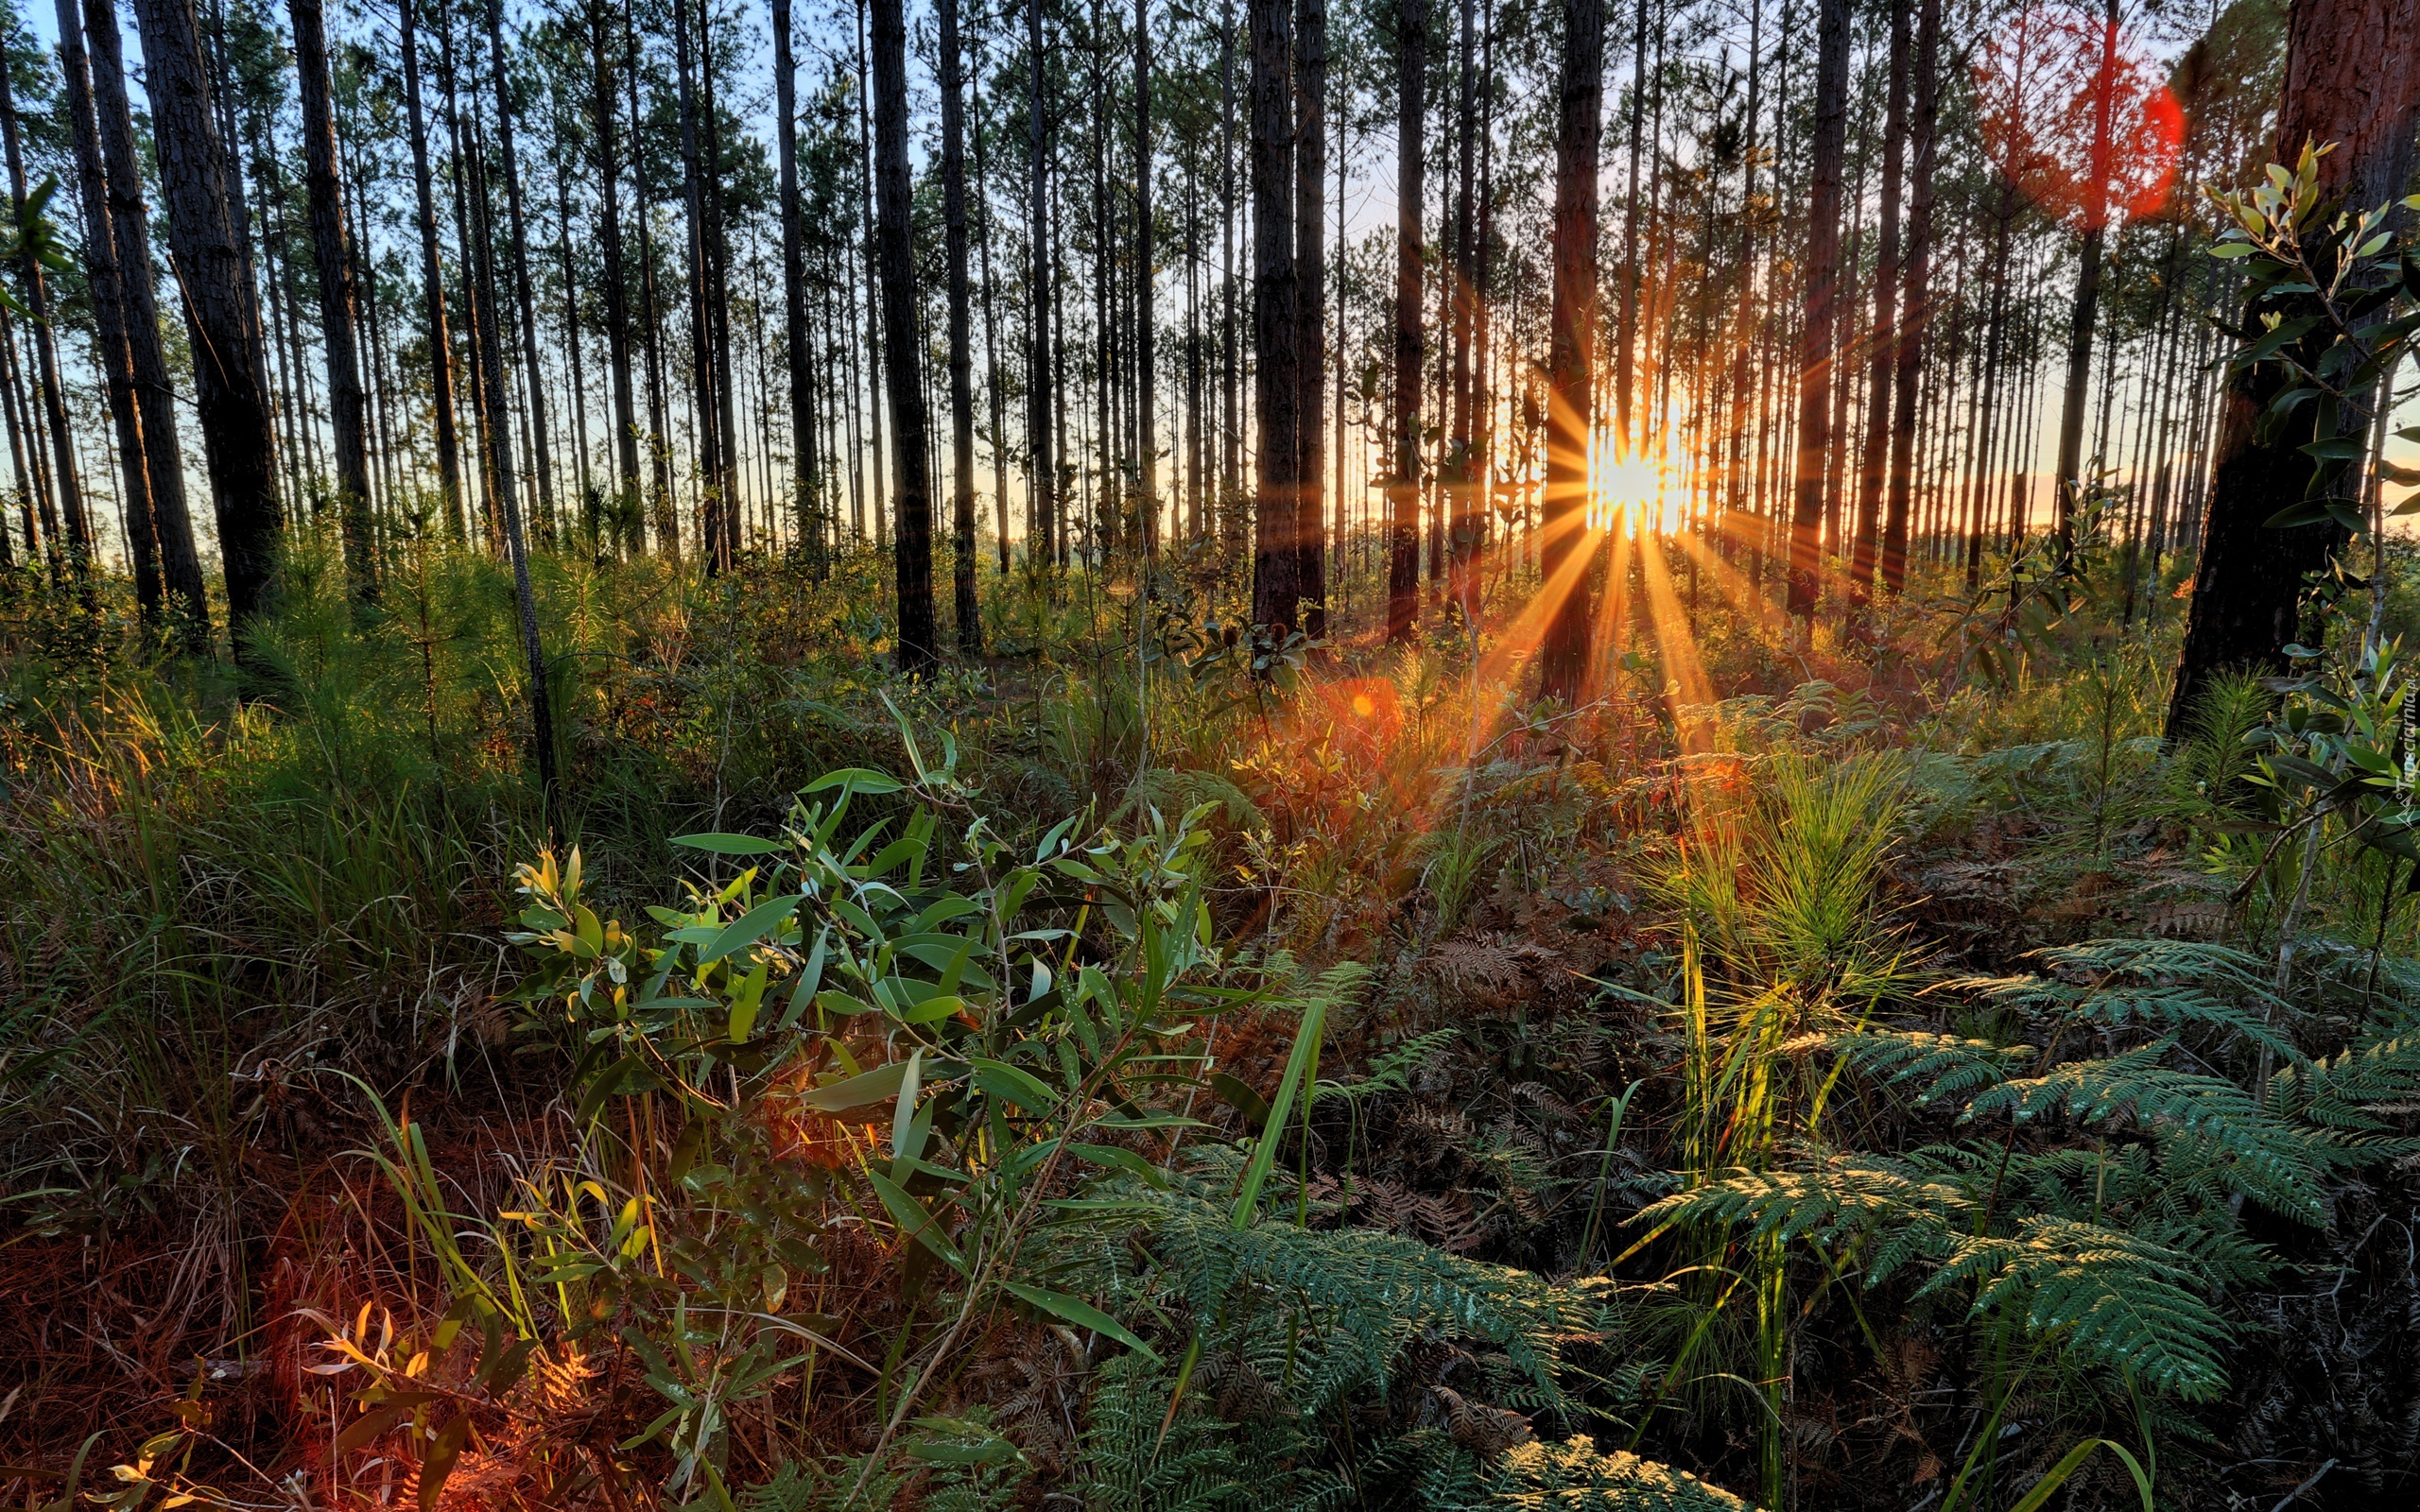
1826, 1030, 2034, 1107
1483, 1435, 1754, 1510
1962, 1043, 2333, 1224
1952, 938, 2298, 1060
2273, 1034, 2420, 1134
1921, 1217, 2232, 1400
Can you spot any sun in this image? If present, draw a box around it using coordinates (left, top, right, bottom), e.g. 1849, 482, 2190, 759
1589, 434, 1677, 536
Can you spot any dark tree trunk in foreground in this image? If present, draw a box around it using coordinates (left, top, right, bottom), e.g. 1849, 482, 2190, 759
58, 0, 157, 613
1027, 0, 1054, 566
1136, 0, 1159, 568
773, 0, 821, 569
942, 0, 980, 650
1851, 0, 1909, 592
2167, 0, 2420, 737
871, 0, 936, 670
1538, 0, 1601, 703
89, 0, 205, 638
1293, 0, 1326, 635
1248, 0, 1300, 634
291, 0, 375, 600
1388, 0, 1424, 644
133, 0, 283, 636
1787, 0, 1849, 620
1881, 0, 1939, 595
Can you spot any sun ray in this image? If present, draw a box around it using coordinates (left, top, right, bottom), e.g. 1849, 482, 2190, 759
1635, 530, 1715, 752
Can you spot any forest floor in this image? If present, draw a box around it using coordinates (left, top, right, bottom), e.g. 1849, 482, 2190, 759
5, 529, 2419, 1512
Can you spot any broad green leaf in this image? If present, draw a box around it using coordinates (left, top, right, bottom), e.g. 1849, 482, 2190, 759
700, 894, 800, 966
1000, 1280, 1161, 1362
970, 1057, 1060, 1113
799, 1058, 912, 1111
867, 1170, 966, 1272
804, 767, 905, 796
672, 832, 787, 856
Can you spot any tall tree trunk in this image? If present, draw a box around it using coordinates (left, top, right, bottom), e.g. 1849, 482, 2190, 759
773, 0, 821, 571
1135, 0, 1158, 571
1786, 0, 1848, 620
1293, 0, 1326, 634
84, 0, 204, 641
1388, 0, 1424, 643
465, 52, 553, 799
57, 0, 158, 615
486, 0, 554, 546
2168, 0, 2420, 737
0, 52, 90, 571
133, 0, 283, 635
1028, 0, 1055, 565
871, 0, 935, 668
1445, 0, 1478, 613
2052, 0, 2120, 571
623, 7, 675, 558
1247, 0, 1300, 633
942, 0, 980, 649
587, 0, 638, 543
1851, 0, 1908, 592
1615, 0, 1646, 452
399, 0, 465, 539
1538, 0, 1601, 701
1881, 0, 1938, 595
974, 26, 1011, 572
674, 0, 723, 571
291, 0, 374, 600
1219, 0, 1239, 509
700, 0, 740, 564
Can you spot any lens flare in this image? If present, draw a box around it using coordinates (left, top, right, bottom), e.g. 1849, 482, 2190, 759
1975, 5, 2183, 230
1590, 435, 1678, 536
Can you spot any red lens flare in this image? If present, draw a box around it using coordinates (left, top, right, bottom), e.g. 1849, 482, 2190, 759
1975, 5, 2184, 231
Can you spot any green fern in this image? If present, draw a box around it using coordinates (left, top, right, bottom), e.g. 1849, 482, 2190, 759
1961, 1044, 2337, 1222
1479, 1435, 1754, 1510
1645, 1157, 2232, 1400
2271, 1033, 2420, 1136
1824, 1030, 2034, 1108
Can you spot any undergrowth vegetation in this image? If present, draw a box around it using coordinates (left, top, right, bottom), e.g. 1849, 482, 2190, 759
8, 527, 2420, 1511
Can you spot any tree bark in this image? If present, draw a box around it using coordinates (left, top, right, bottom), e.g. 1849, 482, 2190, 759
1851, 0, 1909, 592
1293, 0, 1325, 635
486, 0, 554, 546
133, 0, 283, 635
1388, 0, 1424, 643
1614, 0, 1646, 451
1248, 0, 1301, 634
871, 0, 936, 669
291, 0, 375, 600
2052, 0, 2119, 570
1028, 0, 1055, 566
1786, 0, 1849, 620
773, 0, 821, 570
1538, 0, 1601, 702
1881, 0, 1938, 595
1135, 0, 1158, 570
57, 0, 159, 615
398, 0, 465, 540
0, 53, 89, 571
82, 0, 204, 640
2168, 0, 2420, 737
942, 0, 980, 649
